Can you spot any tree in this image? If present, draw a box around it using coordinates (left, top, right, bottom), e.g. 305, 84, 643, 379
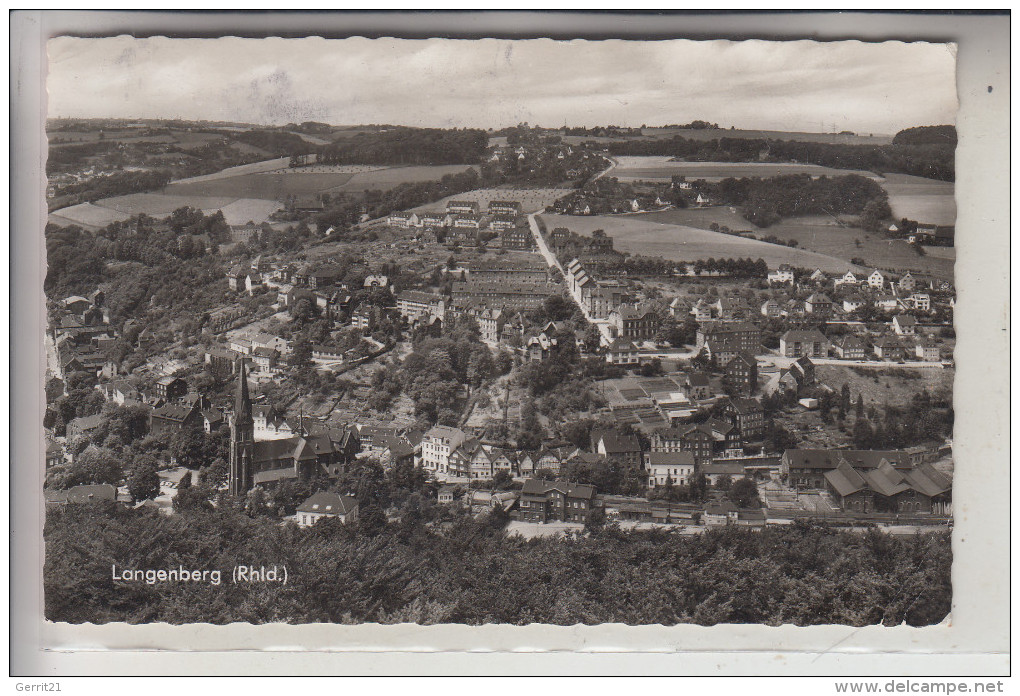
127, 458, 161, 502
492, 470, 514, 490
856, 394, 865, 419
729, 478, 760, 508
290, 339, 313, 370
583, 506, 607, 536
358, 503, 388, 537
689, 473, 708, 502
714, 473, 733, 492
170, 428, 207, 468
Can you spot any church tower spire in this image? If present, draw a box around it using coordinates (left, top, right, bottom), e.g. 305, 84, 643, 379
228, 360, 255, 496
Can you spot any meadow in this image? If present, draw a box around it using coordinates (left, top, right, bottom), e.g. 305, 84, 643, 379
634, 209, 955, 280
331, 164, 478, 194
165, 172, 354, 199
882, 173, 957, 226
748, 216, 956, 280
165, 163, 476, 199
537, 212, 860, 273
610, 156, 882, 182
50, 193, 284, 228
168, 157, 291, 184
48, 202, 132, 230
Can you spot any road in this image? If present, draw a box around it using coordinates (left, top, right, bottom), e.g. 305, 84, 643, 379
761, 355, 945, 370
527, 211, 614, 346
591, 155, 617, 181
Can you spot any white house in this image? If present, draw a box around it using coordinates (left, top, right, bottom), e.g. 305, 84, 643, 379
767, 264, 795, 285
842, 295, 866, 313
892, 314, 917, 336
834, 271, 859, 287
911, 293, 931, 312
868, 270, 886, 290
647, 451, 695, 487
296, 492, 359, 527
419, 425, 467, 474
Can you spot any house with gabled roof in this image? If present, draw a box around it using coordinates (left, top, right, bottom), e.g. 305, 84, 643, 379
296, 492, 359, 527
591, 428, 642, 468
779, 329, 829, 358
518, 479, 596, 523
892, 314, 917, 336
832, 334, 866, 360
868, 269, 886, 290
824, 457, 951, 514
915, 335, 941, 362
606, 337, 640, 365
873, 335, 906, 360
804, 293, 833, 318
834, 270, 859, 287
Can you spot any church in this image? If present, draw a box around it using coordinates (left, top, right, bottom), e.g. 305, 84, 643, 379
228, 361, 360, 496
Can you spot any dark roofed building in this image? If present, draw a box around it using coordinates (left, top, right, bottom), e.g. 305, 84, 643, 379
591, 428, 642, 467
518, 478, 596, 523
781, 448, 914, 489
824, 458, 952, 514
723, 352, 758, 396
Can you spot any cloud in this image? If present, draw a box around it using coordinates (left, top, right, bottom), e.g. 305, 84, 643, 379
47, 37, 956, 133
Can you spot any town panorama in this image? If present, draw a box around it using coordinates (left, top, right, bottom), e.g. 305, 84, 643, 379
44, 117, 956, 626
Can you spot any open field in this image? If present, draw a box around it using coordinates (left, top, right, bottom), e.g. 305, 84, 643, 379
815, 364, 954, 406
634, 206, 760, 232
610, 156, 883, 183
411, 187, 574, 215
97, 193, 238, 215
166, 163, 475, 199
634, 207, 955, 280
48, 203, 132, 229
169, 131, 227, 149
49, 193, 284, 227
882, 173, 956, 226
47, 130, 178, 147
169, 157, 291, 184
538, 212, 861, 273
330, 164, 478, 193
277, 164, 386, 175
166, 171, 352, 199
214, 199, 285, 225
752, 215, 955, 280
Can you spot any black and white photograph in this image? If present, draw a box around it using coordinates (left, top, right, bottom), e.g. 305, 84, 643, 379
35, 32, 968, 630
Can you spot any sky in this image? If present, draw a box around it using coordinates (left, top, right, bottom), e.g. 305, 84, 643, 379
47, 37, 957, 134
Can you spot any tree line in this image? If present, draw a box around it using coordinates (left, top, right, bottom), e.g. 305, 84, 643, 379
44, 502, 951, 627
605, 134, 955, 182
318, 128, 489, 166
705, 173, 890, 228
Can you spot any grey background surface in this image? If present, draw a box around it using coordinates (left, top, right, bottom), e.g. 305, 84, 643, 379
10, 10, 1010, 676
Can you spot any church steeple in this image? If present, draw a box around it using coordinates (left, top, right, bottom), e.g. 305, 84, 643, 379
234, 359, 253, 425
229, 359, 255, 497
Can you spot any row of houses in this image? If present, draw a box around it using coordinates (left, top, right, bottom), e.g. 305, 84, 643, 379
770, 265, 944, 296
779, 328, 944, 362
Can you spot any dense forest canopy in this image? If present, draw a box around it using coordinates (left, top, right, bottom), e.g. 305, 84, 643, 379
892, 125, 957, 146
45, 504, 951, 627
319, 127, 489, 166
606, 135, 955, 182
231, 130, 316, 157
705, 173, 891, 228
